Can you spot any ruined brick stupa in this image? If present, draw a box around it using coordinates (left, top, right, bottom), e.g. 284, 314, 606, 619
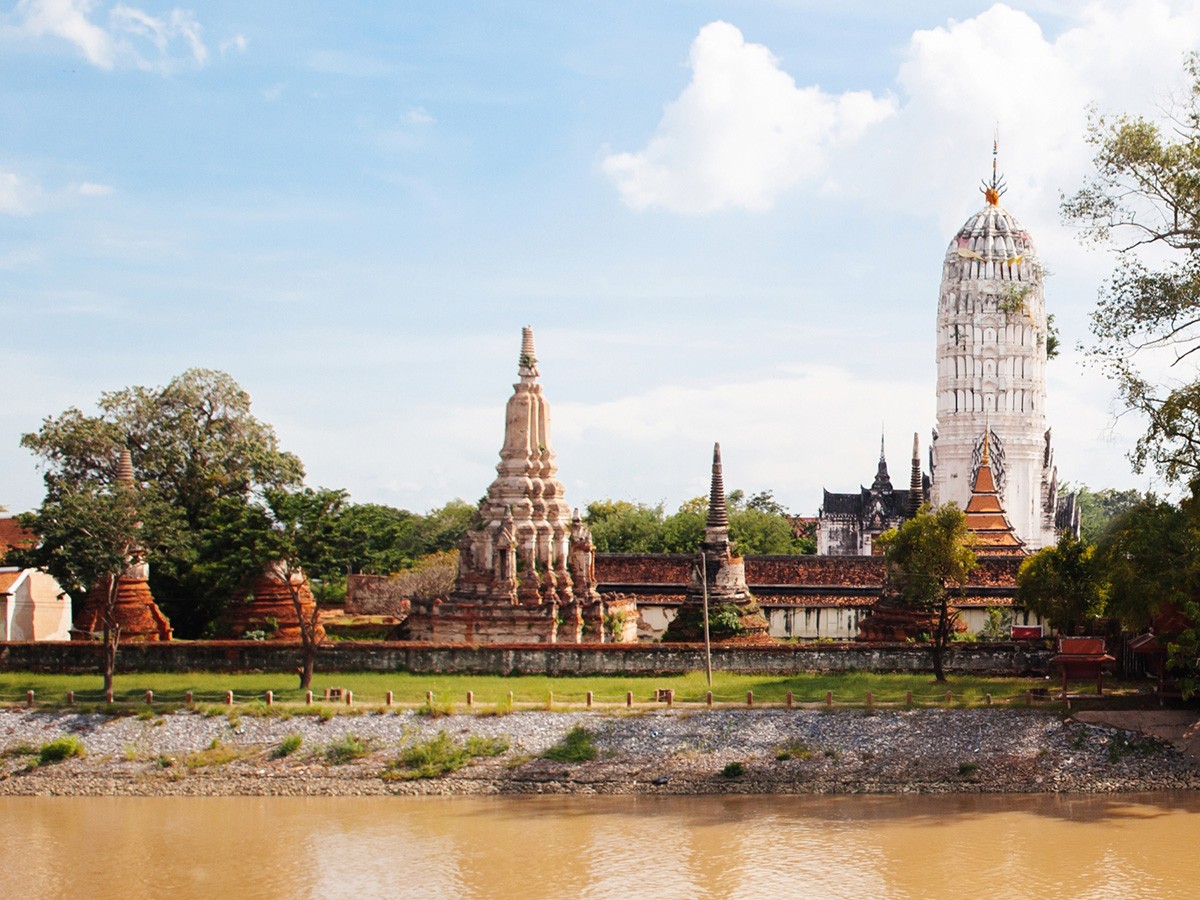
223, 562, 326, 642
73, 449, 173, 642
406, 327, 636, 643
663, 443, 768, 642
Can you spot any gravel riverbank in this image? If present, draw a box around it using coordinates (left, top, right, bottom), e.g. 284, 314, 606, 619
0, 707, 1196, 796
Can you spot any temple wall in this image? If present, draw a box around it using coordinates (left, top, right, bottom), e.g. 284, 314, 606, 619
0, 639, 1054, 676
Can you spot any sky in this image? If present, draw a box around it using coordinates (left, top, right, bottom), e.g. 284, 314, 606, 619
2, 0, 1198, 517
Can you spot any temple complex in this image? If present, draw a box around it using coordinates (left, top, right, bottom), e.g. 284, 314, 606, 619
929, 153, 1076, 550
405, 327, 637, 643
72, 449, 173, 642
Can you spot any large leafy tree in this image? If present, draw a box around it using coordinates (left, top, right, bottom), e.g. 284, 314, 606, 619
1094, 496, 1199, 632
1067, 484, 1147, 544
876, 504, 977, 682
202, 488, 347, 689
1062, 55, 1200, 483
1016, 533, 1107, 635
17, 481, 184, 692
21, 369, 304, 636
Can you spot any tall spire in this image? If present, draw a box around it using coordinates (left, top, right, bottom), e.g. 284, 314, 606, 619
116, 447, 135, 486
872, 428, 893, 492
981, 127, 1006, 206
908, 432, 924, 516
518, 325, 539, 383
707, 442, 729, 529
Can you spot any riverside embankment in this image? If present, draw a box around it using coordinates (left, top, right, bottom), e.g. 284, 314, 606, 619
0, 707, 1196, 796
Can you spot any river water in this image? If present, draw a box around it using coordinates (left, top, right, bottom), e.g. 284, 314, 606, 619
4, 793, 1198, 898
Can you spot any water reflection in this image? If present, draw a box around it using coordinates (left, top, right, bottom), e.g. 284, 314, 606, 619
2, 793, 1198, 899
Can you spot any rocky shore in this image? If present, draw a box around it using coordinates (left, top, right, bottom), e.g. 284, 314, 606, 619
0, 706, 1197, 797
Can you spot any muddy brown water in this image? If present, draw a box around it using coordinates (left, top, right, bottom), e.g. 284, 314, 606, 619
4, 793, 1199, 898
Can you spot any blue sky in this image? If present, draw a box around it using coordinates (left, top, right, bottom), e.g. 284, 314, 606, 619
2, 1, 1197, 517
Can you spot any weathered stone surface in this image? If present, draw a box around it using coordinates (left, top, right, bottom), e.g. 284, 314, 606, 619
408, 326, 630, 644
73, 576, 172, 642
223, 569, 325, 642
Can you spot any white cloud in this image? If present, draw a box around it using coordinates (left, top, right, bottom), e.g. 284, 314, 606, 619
262, 82, 285, 102
76, 181, 114, 196
406, 106, 434, 126
11, 0, 211, 72
606, 5, 1200, 222
219, 32, 245, 56
601, 21, 896, 213
0, 171, 42, 215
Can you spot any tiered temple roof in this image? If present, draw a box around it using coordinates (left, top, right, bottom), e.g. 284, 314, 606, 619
963, 432, 1026, 557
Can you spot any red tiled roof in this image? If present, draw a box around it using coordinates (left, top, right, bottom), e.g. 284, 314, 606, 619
0, 518, 35, 558
0, 570, 23, 593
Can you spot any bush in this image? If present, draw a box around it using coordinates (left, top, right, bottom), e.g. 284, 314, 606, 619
721, 761, 745, 778
37, 736, 86, 766
543, 726, 597, 762
388, 732, 510, 780
274, 733, 303, 758
324, 733, 372, 764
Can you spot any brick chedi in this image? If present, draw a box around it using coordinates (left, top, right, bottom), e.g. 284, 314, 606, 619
223, 562, 326, 641
663, 444, 768, 642
406, 326, 636, 644
73, 449, 172, 642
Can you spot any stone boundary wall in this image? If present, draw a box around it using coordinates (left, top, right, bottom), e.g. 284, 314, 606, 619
0, 640, 1053, 677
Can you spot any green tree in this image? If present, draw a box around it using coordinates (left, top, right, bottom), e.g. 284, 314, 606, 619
202, 487, 347, 689
1016, 533, 1107, 635
1068, 484, 1147, 544
585, 501, 666, 552
334, 503, 422, 574
17, 482, 184, 692
1062, 56, 1200, 483
21, 369, 305, 637
1095, 497, 1199, 632
876, 504, 977, 682
415, 499, 475, 556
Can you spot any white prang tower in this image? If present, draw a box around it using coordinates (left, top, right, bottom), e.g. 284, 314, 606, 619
930, 149, 1060, 551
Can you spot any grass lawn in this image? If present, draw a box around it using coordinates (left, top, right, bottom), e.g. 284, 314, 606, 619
0, 670, 1091, 710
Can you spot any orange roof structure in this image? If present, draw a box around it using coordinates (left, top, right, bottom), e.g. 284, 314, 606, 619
0, 517, 35, 559
964, 433, 1027, 557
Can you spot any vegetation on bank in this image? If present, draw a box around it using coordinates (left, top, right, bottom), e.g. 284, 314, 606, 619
0, 671, 1099, 710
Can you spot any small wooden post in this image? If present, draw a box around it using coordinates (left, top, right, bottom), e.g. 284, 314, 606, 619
507, 690, 514, 709
66, 691, 74, 706
905, 690, 912, 707
265, 690, 273, 706
706, 691, 713, 707
667, 689, 674, 708
825, 691, 832, 707
386, 691, 393, 707
306, 690, 313, 705
586, 691, 593, 708
185, 691, 193, 705
466, 691, 473, 707
746, 691, 754, 708
26, 690, 34, 707
865, 691, 873, 708
426, 690, 434, 707
1025, 690, 1032, 707
225, 690, 233, 706
145, 690, 153, 705
785, 691, 793, 709
626, 691, 633, 709
945, 691, 953, 706
345, 690, 353, 706
986, 693, 992, 706
547, 691, 553, 709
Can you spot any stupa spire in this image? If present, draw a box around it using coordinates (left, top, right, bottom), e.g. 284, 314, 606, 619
908, 432, 924, 515
706, 442, 729, 530
116, 447, 135, 486
981, 128, 1006, 206
518, 325, 539, 383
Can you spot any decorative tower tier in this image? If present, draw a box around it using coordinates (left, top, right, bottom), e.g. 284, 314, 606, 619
406, 327, 635, 644
963, 432, 1026, 557
930, 159, 1059, 550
